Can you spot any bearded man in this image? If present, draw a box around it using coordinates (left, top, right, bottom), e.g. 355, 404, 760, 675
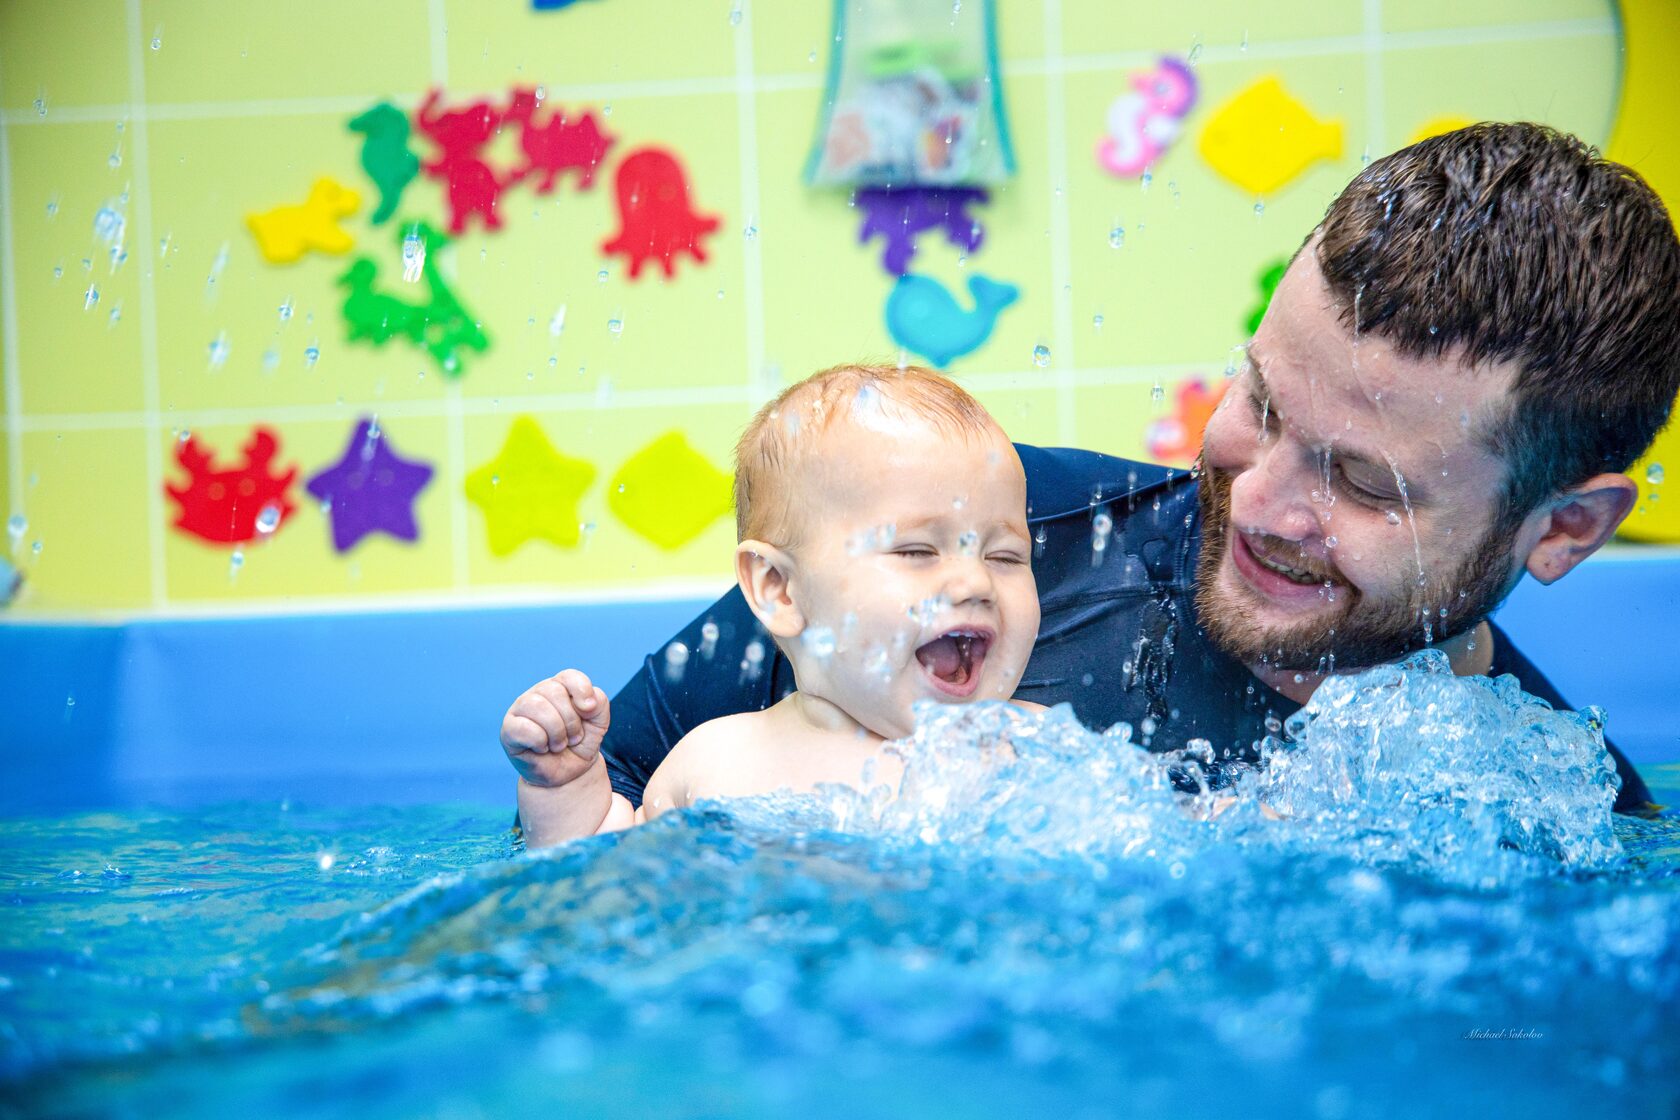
583, 123, 1679, 816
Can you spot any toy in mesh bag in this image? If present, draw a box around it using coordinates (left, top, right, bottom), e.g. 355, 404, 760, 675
805, 0, 1015, 187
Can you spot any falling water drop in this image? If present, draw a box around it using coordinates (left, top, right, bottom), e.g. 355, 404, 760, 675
279, 299, 294, 322
548, 304, 567, 336
255, 503, 281, 537
1092, 314, 1104, 330
304, 342, 321, 367
207, 332, 230, 369
83, 285, 100, 310
229, 550, 244, 580
607, 316, 623, 335
1032, 344, 1050, 368
664, 641, 690, 682
728, 2, 742, 26
1253, 201, 1265, 217
1646, 463, 1664, 486
1108, 226, 1125, 249
401, 228, 426, 282
698, 620, 720, 661
958, 530, 980, 556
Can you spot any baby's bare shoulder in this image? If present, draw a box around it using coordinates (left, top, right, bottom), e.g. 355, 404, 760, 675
668, 710, 776, 765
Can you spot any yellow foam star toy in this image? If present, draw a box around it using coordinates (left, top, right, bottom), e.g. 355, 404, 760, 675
608, 431, 734, 551
246, 177, 361, 264
465, 416, 597, 557
1198, 76, 1343, 196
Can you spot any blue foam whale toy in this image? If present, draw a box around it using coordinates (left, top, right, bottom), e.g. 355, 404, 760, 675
885, 272, 1020, 367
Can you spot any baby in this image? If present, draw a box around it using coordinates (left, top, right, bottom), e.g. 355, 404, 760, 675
501, 363, 1043, 848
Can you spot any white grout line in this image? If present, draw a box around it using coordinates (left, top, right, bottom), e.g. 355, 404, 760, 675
1041, 0, 1077, 446
445, 381, 469, 588
428, 0, 450, 88
0, 17, 1616, 127
0, 100, 23, 526
733, 0, 768, 408
126, 0, 168, 608
15, 367, 1234, 434
1364, 0, 1387, 160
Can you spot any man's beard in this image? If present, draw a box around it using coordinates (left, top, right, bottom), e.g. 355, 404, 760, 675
1192, 460, 1522, 673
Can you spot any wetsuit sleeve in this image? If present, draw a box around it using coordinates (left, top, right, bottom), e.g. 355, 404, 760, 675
1487, 622, 1655, 814
600, 586, 786, 808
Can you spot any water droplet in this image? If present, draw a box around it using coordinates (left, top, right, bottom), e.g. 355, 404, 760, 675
1186, 40, 1202, 64
739, 639, 766, 683
958, 530, 979, 556
151, 29, 163, 50
664, 640, 691, 682
1647, 463, 1664, 486
278, 299, 295, 323
800, 627, 837, 660
728, 3, 742, 26
548, 304, 567, 336
52, 265, 63, 280
1253, 201, 1265, 217
1150, 382, 1164, 402
401, 228, 426, 282
606, 316, 623, 335
304, 343, 321, 367
45, 198, 59, 219
82, 285, 100, 310
207, 332, 230, 369
1032, 344, 1050, 367
1385, 510, 1402, 526
743, 223, 758, 239
1140, 170, 1153, 191
317, 851, 335, 871
7, 514, 26, 544
698, 620, 720, 660
255, 503, 281, 536
596, 269, 608, 284
93, 206, 125, 245
229, 550, 244, 577
1325, 535, 1339, 549
107, 303, 122, 327
33, 92, 46, 117
31, 540, 42, 556
1092, 314, 1104, 331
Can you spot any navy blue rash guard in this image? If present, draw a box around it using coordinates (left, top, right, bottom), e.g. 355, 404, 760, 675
600, 445, 1654, 815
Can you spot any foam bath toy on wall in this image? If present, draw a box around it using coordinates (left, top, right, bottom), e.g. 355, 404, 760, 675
338, 222, 488, 377
305, 419, 435, 554
1244, 258, 1287, 335
464, 416, 597, 557
506, 89, 616, 193
1145, 378, 1227, 465
885, 272, 1018, 368
1096, 57, 1197, 178
415, 90, 514, 234
165, 427, 298, 545
600, 148, 722, 280
349, 103, 421, 226
854, 186, 988, 276
608, 432, 734, 551
805, 0, 1015, 187
246, 178, 360, 264
1198, 77, 1343, 196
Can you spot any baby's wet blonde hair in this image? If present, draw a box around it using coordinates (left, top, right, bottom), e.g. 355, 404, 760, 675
734, 363, 1000, 546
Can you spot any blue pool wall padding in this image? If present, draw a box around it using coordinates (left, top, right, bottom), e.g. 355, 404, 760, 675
3, 552, 1676, 812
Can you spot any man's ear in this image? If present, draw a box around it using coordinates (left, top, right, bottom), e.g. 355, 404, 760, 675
736, 541, 805, 639
1522, 473, 1638, 585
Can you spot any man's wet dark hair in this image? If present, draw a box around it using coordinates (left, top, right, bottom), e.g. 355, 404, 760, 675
1315, 122, 1680, 529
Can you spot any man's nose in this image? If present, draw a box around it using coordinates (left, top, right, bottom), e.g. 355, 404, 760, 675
1230, 442, 1322, 543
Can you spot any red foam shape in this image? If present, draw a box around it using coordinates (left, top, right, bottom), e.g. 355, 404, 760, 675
507, 88, 617, 194
415, 89, 514, 234
165, 427, 298, 545
599, 147, 721, 280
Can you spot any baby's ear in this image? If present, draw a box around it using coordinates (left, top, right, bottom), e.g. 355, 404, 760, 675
735, 541, 805, 639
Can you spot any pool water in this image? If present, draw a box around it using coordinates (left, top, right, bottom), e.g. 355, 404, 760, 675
4, 660, 1679, 1119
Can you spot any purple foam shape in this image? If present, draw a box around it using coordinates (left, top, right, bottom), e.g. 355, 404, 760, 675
854, 186, 990, 276
306, 418, 435, 553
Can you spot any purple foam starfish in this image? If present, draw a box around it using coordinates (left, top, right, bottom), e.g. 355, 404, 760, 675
306, 418, 435, 553
854, 186, 990, 276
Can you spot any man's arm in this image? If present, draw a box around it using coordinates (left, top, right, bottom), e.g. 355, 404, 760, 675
599, 586, 791, 807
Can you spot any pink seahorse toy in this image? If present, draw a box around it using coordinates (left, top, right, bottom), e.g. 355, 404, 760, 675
1096, 58, 1198, 178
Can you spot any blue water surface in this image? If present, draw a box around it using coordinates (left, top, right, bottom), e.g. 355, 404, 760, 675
3, 655, 1678, 1119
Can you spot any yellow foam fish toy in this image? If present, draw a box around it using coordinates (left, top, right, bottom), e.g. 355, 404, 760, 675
608, 432, 733, 552
1198, 77, 1343, 196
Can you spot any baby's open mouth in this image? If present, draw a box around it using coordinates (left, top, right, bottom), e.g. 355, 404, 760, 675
914, 629, 993, 697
